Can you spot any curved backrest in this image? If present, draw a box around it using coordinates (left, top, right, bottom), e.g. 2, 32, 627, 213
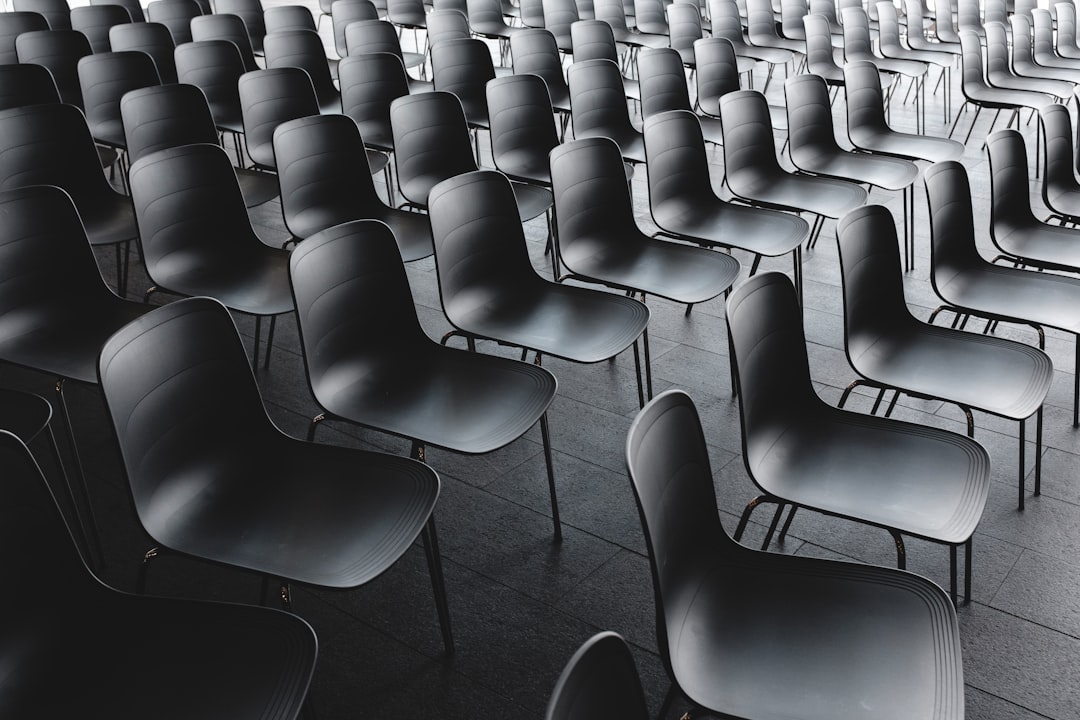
238, 66, 320, 169
519, 0, 547, 28
1031, 8, 1058, 60
638, 47, 693, 119
70, 4, 131, 53
550, 136, 640, 251
344, 19, 407, 60
567, 58, 634, 137
1010, 14, 1037, 68
387, 0, 429, 28
332, 0, 380, 56
876, 1, 904, 56
468, 0, 511, 31
146, 0, 202, 45
98, 297, 275, 530
0, 12, 49, 65
93, 0, 147, 23
426, 9, 472, 49
635, 0, 669, 34
189, 13, 260, 71
956, 0, 982, 35
273, 114, 385, 240
0, 63, 61, 111
1040, 103, 1077, 200
1056, 2, 1080, 55
803, 12, 843, 80
643, 109, 713, 204
780, 0, 808, 39
746, 0, 783, 44
430, 37, 495, 116
809, 0, 841, 28
623, 389, 732, 681
543, 0, 581, 43
510, 29, 568, 104
78, 50, 161, 146
719, 89, 782, 182
15, 28, 92, 107
428, 170, 536, 305
694, 37, 740, 114
545, 631, 649, 720
264, 28, 339, 111
390, 91, 477, 206
958, 29, 989, 94
121, 82, 220, 164
109, 22, 178, 84
214, 0, 266, 54
933, 0, 960, 43
984, 21, 1011, 79
338, 51, 409, 148
174, 39, 247, 130
841, 5, 875, 62
726, 271, 816, 454
14, 0, 71, 30
569, 18, 618, 62
984, 0, 1008, 27
986, 128, 1038, 230
709, 0, 749, 48
784, 72, 845, 166
844, 59, 889, 132
289, 220, 428, 390
669, 2, 704, 54
924, 160, 982, 287
486, 72, 559, 178
591, 0, 632, 34
264, 4, 317, 33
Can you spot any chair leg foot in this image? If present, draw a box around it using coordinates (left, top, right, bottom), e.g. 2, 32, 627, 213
422, 517, 455, 656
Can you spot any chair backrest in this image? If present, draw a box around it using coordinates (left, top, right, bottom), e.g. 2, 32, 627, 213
550, 136, 641, 254
331, 0, 380, 57
0, 12, 49, 65
390, 91, 478, 207
338, 51, 409, 148
344, 18, 407, 60
780, 0, 808, 39
668, 2, 704, 58
875, 1, 905, 56
519, 0, 547, 28
263, 4, 317, 33
592, 0, 632, 33
958, 29, 990, 95
238, 66, 321, 169
15, 28, 92, 107
78, 50, 162, 145
634, 0, 669, 35
146, 0, 203, 45
121, 82, 220, 164
1040, 103, 1079, 204
174, 39, 247, 130
1031, 8, 1060, 63
844, 59, 890, 134
468, 0, 511, 31
809, 0, 841, 28
509, 29, 568, 105
0, 63, 61, 111
984, 0, 1007, 27
984, 20, 1016, 84
643, 109, 714, 206
542, 0, 581, 44
1055, 2, 1080, 55
693, 37, 741, 115
746, 0, 784, 45
189, 12, 260, 71
427, 8, 472, 49
13, 0, 71, 30
803, 12, 843, 81
956, 0, 982, 35
544, 631, 650, 720
924, 160, 983, 288
709, 0, 750, 49
272, 113, 386, 240
264, 28, 340, 112
108, 21, 177, 84
933, 0, 960, 43
1008, 13, 1035, 68
637, 47, 694, 120
70, 4, 131, 53
430, 37, 496, 117
718, 89, 783, 184
567, 58, 635, 140
486, 72, 560, 179
387, 0, 429, 28
986, 128, 1040, 231
569, 18, 618, 62
92, 0, 147, 22
214, 0, 266, 53
784, 72, 842, 163
1014, 0, 1037, 20
841, 5, 875, 63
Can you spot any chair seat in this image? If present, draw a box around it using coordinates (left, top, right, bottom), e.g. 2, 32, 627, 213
727, 169, 868, 218
994, 213, 1080, 273
935, 264, 1080, 336
791, 149, 919, 192
576, 127, 646, 164
652, 194, 808, 257
79, 195, 139, 248
673, 549, 964, 720
146, 246, 294, 317
236, 168, 280, 207
849, 127, 964, 162
610, 27, 668, 48
511, 180, 554, 223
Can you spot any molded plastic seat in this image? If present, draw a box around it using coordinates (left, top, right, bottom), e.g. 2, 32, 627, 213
264, 4, 317, 34
428, 170, 651, 403
509, 28, 571, 114
0, 429, 318, 719
70, 4, 131, 54
729, 271, 990, 605
746, 0, 801, 55
985, 20, 1073, 100
121, 83, 278, 207
691, 38, 747, 122
331, 0, 380, 58
1039, 102, 1080, 226
175, 38, 249, 139
1007, 14, 1079, 88
108, 21, 178, 84
667, 2, 705, 68
189, 12, 260, 71
15, 28, 92, 107
274, 114, 434, 260
1054, 1, 1080, 60
78, 50, 161, 152
486, 73, 560, 186
338, 51, 409, 153
592, 0, 666, 50
709, 0, 790, 71
98, 295, 453, 653
426, 9, 474, 57
567, 58, 646, 164
13, 0, 71, 30
904, 0, 959, 54
0, 11, 49, 65
215, 0, 267, 55
146, 0, 202, 45
838, 203, 1052, 511
632, 0, 669, 37
544, 632, 649, 720
264, 29, 342, 115
625, 388, 967, 720
289, 219, 561, 540
926, 159, 1080, 428
635, 47, 726, 145
643, 109, 809, 290
1032, 8, 1080, 71
779, 0, 808, 41
802, 12, 845, 87
92, 0, 147, 23
238, 66, 321, 171
345, 19, 428, 90
128, 143, 294, 368
468, 0, 526, 44
431, 37, 496, 132
569, 18, 644, 101
542, 0, 581, 50
0, 63, 61, 110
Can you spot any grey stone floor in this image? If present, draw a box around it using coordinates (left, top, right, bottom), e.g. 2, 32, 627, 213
27, 2, 1080, 717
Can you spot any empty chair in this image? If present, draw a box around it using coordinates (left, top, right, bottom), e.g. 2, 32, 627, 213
0, 429, 318, 719
486, 73, 560, 191
264, 28, 341, 115
146, 0, 202, 45
905, 0, 960, 55
215, 0, 266, 55
175, 39, 248, 150
838, 203, 1052, 511
567, 59, 646, 164
693, 37, 749, 120
633, 0, 669, 37
108, 21, 178, 84
510, 28, 571, 117
667, 2, 705, 68
189, 12, 260, 71
386, 0, 429, 58
625, 388, 967, 719
545, 632, 649, 720
238, 66, 321, 171
710, 0, 791, 81
1009, 14, 1079, 89
426, 9, 473, 56
877, 0, 954, 122
638, 47, 724, 145
802, 12, 845, 89
985, 20, 1073, 101
70, 4, 130, 54
345, 19, 427, 90
779, 0, 808, 41
428, 170, 652, 406
933, 0, 962, 44
289, 220, 561, 541
338, 50, 409, 153
431, 36, 496, 139
1032, 8, 1080, 71
128, 144, 292, 368
593, 0, 666, 51
955, 0, 983, 38
644, 109, 809, 295
541, 0, 580, 51
263, 4, 317, 34
13, 0, 71, 30
77, 50, 161, 176
273, 114, 434, 259
15, 28, 92, 107
468, 0, 525, 55
0, 11, 49, 65
331, 0, 379, 58
98, 295, 453, 653
926, 159, 1080, 428
0, 62, 61, 111
569, 18, 643, 101
719, 89, 867, 248
121, 82, 278, 207
93, 0, 147, 23
1055, 1, 1080, 60
1039, 102, 1080, 226
746, 0, 801, 60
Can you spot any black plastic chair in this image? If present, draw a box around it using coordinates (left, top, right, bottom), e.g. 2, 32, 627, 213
785, 72, 919, 268
338, 50, 409, 154
567, 58, 646, 165
344, 19, 427, 88
877, 0, 953, 123
238, 66, 321, 172
289, 219, 561, 546
215, 0, 267, 55
128, 143, 294, 369
544, 632, 649, 720
108, 21, 178, 84
802, 12, 845, 89
0, 184, 153, 568
121, 82, 279, 208
189, 12, 260, 71
468, 0, 524, 61
985, 20, 1073, 101
625, 388, 967, 719
98, 295, 453, 655
1040, 103, 1080, 226
174, 37, 250, 166
637, 46, 724, 145
667, 2, 704, 68
426, 8, 474, 58
92, 0, 147, 23
70, 4, 131, 54
331, 0, 380, 58
431, 36, 496, 148
509, 28, 571, 118
264, 28, 342, 115
709, 0, 790, 78
15, 28, 92, 107
0, 62, 61, 110
926, 159, 1080, 429
643, 109, 809, 296
0, 103, 139, 295
146, 0, 202, 45
0, 11, 48, 65
264, 4, 317, 34
0, 429, 318, 719
1054, 1, 1080, 60
838, 203, 1052, 512
728, 271, 990, 604
13, 0, 71, 30
568, 18, 643, 102
428, 170, 652, 406
274, 114, 434, 260
1032, 7, 1080, 71
1007, 14, 1079, 88
719, 88, 867, 248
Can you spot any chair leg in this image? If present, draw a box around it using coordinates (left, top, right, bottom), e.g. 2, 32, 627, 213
307, 413, 326, 442
263, 315, 277, 370
733, 494, 771, 542
657, 683, 679, 720
890, 529, 906, 570
964, 537, 973, 604
777, 504, 798, 543
136, 546, 160, 594
42, 421, 98, 571
1018, 414, 1027, 511
1035, 406, 1043, 498
539, 413, 562, 541
632, 339, 645, 409
421, 516, 456, 656
54, 378, 104, 570
760, 502, 785, 550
